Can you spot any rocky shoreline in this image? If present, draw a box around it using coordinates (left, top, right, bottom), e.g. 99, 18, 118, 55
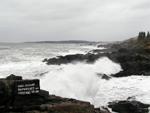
0, 74, 107, 113
1, 32, 150, 113
0, 74, 149, 113
43, 32, 150, 77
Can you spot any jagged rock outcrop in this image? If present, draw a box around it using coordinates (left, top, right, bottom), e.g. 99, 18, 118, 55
109, 48, 150, 77
108, 100, 150, 113
108, 32, 150, 77
43, 32, 150, 77
43, 53, 107, 65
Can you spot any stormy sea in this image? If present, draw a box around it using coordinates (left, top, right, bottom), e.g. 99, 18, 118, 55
0, 42, 150, 108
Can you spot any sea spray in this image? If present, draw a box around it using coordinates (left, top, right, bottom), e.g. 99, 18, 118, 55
1, 43, 150, 108
40, 57, 150, 107
1, 54, 150, 107
40, 57, 122, 106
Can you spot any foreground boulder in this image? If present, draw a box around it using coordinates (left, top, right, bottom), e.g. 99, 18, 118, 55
0, 74, 110, 113
108, 100, 150, 113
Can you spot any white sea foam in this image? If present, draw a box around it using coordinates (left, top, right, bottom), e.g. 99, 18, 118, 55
1, 56, 150, 108
82, 45, 106, 50
40, 57, 122, 107
39, 57, 150, 107
58, 49, 86, 56
0, 43, 150, 108
57, 45, 102, 56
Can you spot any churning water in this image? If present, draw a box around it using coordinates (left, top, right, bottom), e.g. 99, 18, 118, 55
0, 43, 150, 107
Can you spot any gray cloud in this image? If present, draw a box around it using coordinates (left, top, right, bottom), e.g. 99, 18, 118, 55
0, 0, 150, 42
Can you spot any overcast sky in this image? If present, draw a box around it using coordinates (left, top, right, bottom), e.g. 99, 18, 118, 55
0, 0, 150, 42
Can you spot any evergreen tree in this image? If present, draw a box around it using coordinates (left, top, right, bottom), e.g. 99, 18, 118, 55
146, 32, 150, 39
138, 32, 146, 40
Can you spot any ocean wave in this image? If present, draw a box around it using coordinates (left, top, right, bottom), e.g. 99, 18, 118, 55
0, 43, 150, 108
40, 57, 122, 107
0, 56, 150, 108
40, 57, 150, 107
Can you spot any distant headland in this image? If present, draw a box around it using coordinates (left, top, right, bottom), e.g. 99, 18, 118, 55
25, 40, 97, 44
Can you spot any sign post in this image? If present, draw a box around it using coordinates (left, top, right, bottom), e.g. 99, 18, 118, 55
14, 79, 40, 95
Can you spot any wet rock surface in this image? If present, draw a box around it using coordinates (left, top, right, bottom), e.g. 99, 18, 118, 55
108, 38, 150, 77
108, 48, 150, 77
108, 100, 150, 113
0, 75, 149, 113
43, 53, 107, 65
0, 75, 110, 113
97, 73, 111, 80
43, 34, 150, 77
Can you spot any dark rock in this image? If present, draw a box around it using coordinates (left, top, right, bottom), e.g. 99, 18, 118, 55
6, 74, 22, 80
36, 71, 49, 76
39, 90, 49, 98
43, 50, 110, 65
127, 96, 136, 101
43, 54, 85, 65
99, 107, 111, 113
42, 58, 48, 62
0, 75, 109, 113
43, 53, 105, 65
110, 48, 150, 77
108, 100, 150, 113
101, 75, 111, 80
0, 81, 10, 106
97, 73, 111, 80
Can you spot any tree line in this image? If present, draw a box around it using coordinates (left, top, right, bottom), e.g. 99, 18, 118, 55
138, 31, 150, 40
